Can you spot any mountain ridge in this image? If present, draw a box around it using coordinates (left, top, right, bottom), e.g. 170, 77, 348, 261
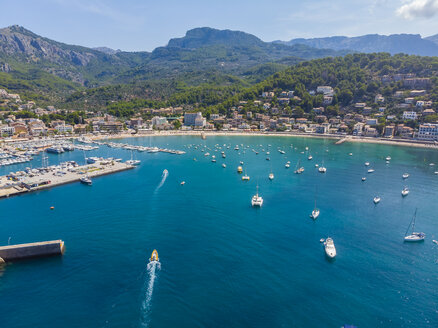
276, 33, 438, 56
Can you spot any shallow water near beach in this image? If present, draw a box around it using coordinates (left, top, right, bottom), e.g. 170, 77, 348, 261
0, 135, 437, 328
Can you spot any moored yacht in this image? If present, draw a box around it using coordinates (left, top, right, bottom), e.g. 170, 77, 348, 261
242, 174, 250, 181
404, 209, 425, 242
373, 196, 381, 204
80, 175, 92, 186
269, 172, 274, 180
251, 186, 263, 207
402, 173, 409, 179
401, 187, 409, 196
324, 238, 336, 258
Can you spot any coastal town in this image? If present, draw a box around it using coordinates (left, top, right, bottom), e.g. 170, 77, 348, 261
1, 72, 437, 144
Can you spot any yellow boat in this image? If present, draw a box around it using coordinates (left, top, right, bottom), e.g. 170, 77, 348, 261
150, 249, 159, 262
237, 166, 243, 173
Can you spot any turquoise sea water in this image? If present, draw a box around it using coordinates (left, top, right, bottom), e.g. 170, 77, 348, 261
0, 136, 437, 328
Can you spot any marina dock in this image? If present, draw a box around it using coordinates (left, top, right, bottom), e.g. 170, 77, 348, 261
0, 159, 134, 199
0, 240, 65, 262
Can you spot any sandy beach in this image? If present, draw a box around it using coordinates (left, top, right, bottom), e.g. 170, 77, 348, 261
89, 130, 438, 150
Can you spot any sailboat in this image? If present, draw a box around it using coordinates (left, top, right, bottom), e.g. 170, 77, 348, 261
126, 150, 141, 165
294, 159, 304, 174
251, 185, 263, 207
310, 189, 320, 219
404, 209, 425, 242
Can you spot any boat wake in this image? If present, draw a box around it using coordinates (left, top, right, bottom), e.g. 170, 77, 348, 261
140, 260, 161, 327
155, 169, 169, 192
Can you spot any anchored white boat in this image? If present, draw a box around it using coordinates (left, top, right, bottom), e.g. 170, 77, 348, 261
373, 196, 381, 204
365, 162, 370, 166
404, 209, 425, 242
251, 186, 263, 207
269, 172, 274, 180
324, 238, 336, 258
361, 177, 366, 181
367, 169, 375, 173
402, 173, 409, 179
401, 187, 409, 197
318, 166, 326, 173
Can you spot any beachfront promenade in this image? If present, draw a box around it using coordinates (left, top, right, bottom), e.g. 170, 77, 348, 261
0, 159, 134, 199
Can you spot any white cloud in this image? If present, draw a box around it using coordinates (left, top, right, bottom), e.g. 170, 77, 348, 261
397, 0, 438, 19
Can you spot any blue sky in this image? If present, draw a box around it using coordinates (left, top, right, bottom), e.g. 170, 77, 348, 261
1, 0, 438, 51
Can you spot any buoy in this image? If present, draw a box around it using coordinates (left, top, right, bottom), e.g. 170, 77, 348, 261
50, 206, 55, 210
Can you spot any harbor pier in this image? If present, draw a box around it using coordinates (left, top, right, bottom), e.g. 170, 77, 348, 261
0, 158, 134, 199
0, 240, 65, 262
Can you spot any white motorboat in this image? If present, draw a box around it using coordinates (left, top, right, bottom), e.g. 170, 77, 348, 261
308, 155, 313, 160
373, 196, 381, 204
386, 156, 391, 161
126, 159, 141, 165
324, 238, 336, 258
401, 187, 409, 197
361, 177, 366, 181
367, 169, 375, 173
242, 174, 250, 181
269, 172, 274, 180
402, 173, 409, 179
285, 162, 290, 168
404, 209, 425, 242
251, 186, 263, 207
80, 175, 92, 186
318, 166, 326, 173
222, 163, 226, 168
365, 162, 370, 166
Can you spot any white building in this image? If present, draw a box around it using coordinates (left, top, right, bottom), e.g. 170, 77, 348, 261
417, 123, 438, 141
402, 111, 418, 120
184, 112, 206, 127
151, 116, 168, 127
0, 125, 15, 137
317, 86, 334, 95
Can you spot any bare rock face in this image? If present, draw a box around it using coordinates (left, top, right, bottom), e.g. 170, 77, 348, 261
0, 25, 95, 67
0, 62, 11, 72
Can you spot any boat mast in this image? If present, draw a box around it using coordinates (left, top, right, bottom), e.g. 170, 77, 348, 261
405, 208, 417, 236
